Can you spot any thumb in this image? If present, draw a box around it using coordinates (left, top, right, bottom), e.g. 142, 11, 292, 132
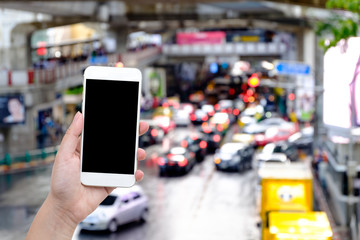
58, 112, 83, 159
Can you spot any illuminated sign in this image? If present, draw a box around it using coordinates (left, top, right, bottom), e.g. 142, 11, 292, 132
323, 37, 360, 129
275, 61, 310, 75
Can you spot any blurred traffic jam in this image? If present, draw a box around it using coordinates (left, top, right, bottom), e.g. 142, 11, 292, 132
2, 1, 359, 239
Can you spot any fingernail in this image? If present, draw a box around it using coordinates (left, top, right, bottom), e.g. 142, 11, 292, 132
72, 112, 81, 124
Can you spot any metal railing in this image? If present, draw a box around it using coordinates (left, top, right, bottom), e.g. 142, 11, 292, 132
0, 145, 59, 173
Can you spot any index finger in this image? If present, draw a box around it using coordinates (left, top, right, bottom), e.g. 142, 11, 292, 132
139, 121, 149, 136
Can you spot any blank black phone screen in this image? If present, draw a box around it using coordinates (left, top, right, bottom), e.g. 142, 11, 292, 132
82, 79, 139, 174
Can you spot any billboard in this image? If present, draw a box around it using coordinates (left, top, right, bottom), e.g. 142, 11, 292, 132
176, 31, 226, 45
323, 37, 360, 130
144, 68, 166, 98
0, 95, 25, 126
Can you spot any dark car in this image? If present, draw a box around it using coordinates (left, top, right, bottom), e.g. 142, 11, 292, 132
214, 143, 254, 172
157, 147, 196, 176
190, 109, 209, 125
180, 134, 207, 162
288, 127, 314, 154
200, 123, 223, 153
138, 121, 164, 148
258, 141, 299, 163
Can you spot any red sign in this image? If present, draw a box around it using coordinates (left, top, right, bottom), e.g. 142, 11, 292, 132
176, 32, 226, 45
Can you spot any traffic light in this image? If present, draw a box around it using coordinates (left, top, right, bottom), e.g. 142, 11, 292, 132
247, 73, 260, 88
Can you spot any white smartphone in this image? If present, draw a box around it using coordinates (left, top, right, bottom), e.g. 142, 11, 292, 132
80, 66, 142, 187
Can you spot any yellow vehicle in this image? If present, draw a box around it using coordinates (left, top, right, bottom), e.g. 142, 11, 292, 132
259, 163, 313, 219
268, 212, 333, 240
258, 163, 332, 239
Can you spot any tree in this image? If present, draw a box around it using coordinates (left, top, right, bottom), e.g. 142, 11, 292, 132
316, 0, 359, 51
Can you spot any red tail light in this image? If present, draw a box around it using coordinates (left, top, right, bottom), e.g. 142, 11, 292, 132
162, 102, 169, 108
221, 109, 227, 113
217, 125, 224, 132
178, 158, 188, 167
157, 158, 165, 166
151, 129, 158, 137
181, 140, 188, 148
199, 140, 207, 149
201, 115, 208, 121
233, 109, 240, 116
190, 114, 196, 121
215, 104, 220, 111
213, 134, 221, 142
209, 110, 215, 116
229, 88, 235, 95
190, 134, 198, 141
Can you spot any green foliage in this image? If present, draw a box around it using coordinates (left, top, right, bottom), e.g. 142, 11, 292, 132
326, 0, 360, 13
316, 0, 359, 52
65, 86, 83, 95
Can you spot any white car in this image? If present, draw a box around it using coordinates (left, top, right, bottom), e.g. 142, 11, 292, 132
238, 105, 264, 126
174, 109, 191, 126
79, 186, 149, 232
243, 117, 293, 134
257, 143, 290, 167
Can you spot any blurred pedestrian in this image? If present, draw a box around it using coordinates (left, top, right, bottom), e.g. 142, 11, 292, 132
26, 112, 149, 239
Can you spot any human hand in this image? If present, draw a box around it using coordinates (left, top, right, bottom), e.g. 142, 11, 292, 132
26, 112, 149, 239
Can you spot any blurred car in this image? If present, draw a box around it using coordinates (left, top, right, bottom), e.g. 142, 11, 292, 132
288, 126, 314, 153
243, 117, 294, 135
153, 106, 172, 118
209, 112, 230, 133
158, 147, 196, 176
138, 120, 164, 148
181, 134, 207, 162
237, 105, 264, 127
173, 109, 191, 126
234, 99, 245, 112
190, 109, 209, 125
201, 104, 215, 118
80, 186, 149, 232
189, 91, 205, 103
201, 122, 222, 153
214, 142, 254, 172
232, 133, 256, 146
153, 115, 176, 134
254, 126, 297, 147
215, 99, 233, 113
257, 143, 291, 167
180, 103, 195, 115
258, 142, 298, 163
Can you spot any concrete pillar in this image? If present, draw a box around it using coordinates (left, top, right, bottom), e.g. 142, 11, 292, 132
303, 29, 316, 70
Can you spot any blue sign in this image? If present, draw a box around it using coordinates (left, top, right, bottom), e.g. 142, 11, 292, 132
89, 56, 108, 65
275, 62, 310, 75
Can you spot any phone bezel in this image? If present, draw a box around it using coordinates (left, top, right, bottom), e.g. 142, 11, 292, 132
80, 66, 142, 187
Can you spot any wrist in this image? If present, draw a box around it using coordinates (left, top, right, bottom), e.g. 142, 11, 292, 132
26, 194, 79, 240
46, 194, 79, 234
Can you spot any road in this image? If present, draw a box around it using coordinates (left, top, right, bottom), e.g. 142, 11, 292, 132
0, 127, 260, 240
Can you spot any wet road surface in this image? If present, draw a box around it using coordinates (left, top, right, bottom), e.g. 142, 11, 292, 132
0, 127, 260, 240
